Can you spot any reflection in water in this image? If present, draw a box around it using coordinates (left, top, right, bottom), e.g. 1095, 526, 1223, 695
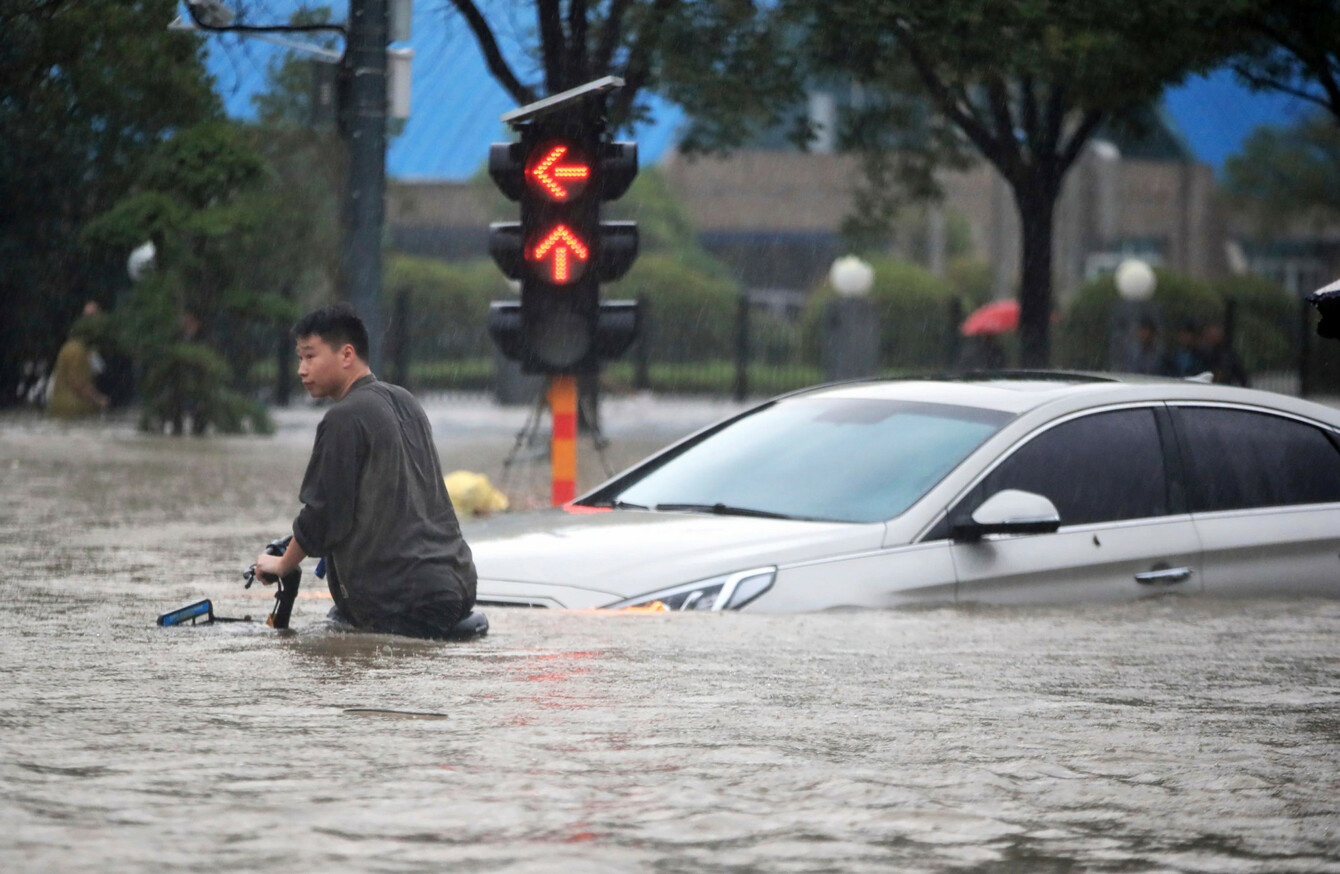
343, 709, 451, 720
2, 423, 1340, 872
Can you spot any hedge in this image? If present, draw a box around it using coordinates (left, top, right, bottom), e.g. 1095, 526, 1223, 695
1055, 268, 1295, 373
802, 256, 963, 370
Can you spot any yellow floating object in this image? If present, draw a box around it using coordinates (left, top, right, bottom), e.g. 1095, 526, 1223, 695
617, 601, 669, 613
444, 470, 510, 517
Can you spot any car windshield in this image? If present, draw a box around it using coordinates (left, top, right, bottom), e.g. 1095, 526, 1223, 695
605, 397, 1013, 523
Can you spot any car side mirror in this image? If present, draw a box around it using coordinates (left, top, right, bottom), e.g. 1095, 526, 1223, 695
950, 489, 1061, 543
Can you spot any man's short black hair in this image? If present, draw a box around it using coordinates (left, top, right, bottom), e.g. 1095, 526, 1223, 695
293, 303, 369, 361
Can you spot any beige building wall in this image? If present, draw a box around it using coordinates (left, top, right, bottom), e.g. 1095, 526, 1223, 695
658, 147, 1228, 301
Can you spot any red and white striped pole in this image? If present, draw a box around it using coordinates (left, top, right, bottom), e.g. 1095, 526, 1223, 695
548, 375, 578, 505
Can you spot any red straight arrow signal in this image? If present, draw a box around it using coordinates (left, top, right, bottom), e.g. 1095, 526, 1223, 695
531, 225, 590, 283
528, 144, 591, 200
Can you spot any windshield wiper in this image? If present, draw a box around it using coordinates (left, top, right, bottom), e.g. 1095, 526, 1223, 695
583, 499, 649, 510
653, 502, 794, 520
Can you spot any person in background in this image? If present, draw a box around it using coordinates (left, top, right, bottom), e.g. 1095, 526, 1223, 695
47, 302, 109, 419
1162, 320, 1208, 377
1201, 321, 1249, 386
1120, 316, 1163, 375
956, 335, 1008, 371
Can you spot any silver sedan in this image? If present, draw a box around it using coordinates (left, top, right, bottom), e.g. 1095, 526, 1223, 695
465, 375, 1340, 611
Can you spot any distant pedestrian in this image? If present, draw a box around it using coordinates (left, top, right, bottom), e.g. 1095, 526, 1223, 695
47, 303, 110, 420
166, 310, 209, 435
956, 335, 1008, 371
1201, 322, 1248, 386
1120, 316, 1163, 375
1161, 320, 1208, 378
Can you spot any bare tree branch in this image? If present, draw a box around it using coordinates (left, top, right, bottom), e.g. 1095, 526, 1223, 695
1057, 109, 1106, 178
1239, 10, 1340, 122
892, 24, 1007, 171
1232, 63, 1337, 115
609, 0, 677, 124
1021, 76, 1039, 154
447, 0, 535, 106
1040, 82, 1065, 159
0, 0, 65, 26
537, 0, 565, 93
984, 77, 1023, 176
594, 0, 633, 74
568, 0, 589, 87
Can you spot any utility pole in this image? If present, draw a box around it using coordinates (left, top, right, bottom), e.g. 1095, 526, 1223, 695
172, 0, 397, 371
340, 0, 388, 370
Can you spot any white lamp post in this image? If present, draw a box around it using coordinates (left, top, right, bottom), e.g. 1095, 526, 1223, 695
829, 255, 874, 298
1115, 258, 1156, 302
824, 256, 878, 380
127, 241, 156, 282
1109, 258, 1159, 373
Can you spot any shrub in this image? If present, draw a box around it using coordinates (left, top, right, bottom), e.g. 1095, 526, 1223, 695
383, 255, 510, 360
1211, 274, 1296, 372
1056, 268, 1221, 371
604, 253, 741, 363
945, 255, 994, 309
802, 256, 962, 371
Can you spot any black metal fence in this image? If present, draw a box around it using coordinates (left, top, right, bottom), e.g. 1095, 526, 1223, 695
251, 289, 1340, 404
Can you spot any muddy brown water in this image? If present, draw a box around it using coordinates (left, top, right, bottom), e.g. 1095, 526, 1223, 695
2, 406, 1339, 873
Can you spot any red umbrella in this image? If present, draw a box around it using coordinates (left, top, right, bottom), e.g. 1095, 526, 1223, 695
960, 300, 1019, 336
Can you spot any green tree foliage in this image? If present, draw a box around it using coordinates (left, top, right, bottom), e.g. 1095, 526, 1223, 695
801, 257, 962, 370
447, 0, 807, 149
607, 253, 741, 363
1213, 274, 1298, 373
1226, 114, 1340, 225
603, 167, 733, 274
946, 256, 994, 310
1229, 0, 1340, 125
0, 0, 219, 406
383, 255, 509, 360
1054, 269, 1295, 376
795, 0, 1245, 367
251, 6, 341, 128
83, 122, 297, 434
602, 166, 742, 362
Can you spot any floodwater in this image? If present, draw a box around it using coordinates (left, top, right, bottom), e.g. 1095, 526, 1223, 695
3, 405, 1340, 873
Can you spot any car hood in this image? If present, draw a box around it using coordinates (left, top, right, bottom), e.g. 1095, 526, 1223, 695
461, 509, 885, 608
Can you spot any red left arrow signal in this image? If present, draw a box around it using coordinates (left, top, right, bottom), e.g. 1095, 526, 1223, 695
530, 225, 590, 283
527, 143, 591, 201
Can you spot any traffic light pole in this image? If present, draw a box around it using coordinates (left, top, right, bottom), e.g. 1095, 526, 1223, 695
486, 78, 641, 506
340, 0, 388, 370
548, 376, 579, 505
172, 1, 390, 370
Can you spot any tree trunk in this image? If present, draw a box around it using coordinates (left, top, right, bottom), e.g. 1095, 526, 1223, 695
1014, 182, 1057, 369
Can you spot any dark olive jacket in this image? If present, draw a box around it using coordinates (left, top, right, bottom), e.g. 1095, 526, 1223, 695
292, 375, 476, 624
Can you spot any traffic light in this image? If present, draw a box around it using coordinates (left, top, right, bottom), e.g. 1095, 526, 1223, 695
487, 103, 641, 373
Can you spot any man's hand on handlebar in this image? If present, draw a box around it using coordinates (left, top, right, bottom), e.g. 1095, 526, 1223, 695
252, 552, 290, 584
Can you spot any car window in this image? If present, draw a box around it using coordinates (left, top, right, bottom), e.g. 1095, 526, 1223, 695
605, 397, 1012, 523
966, 408, 1169, 527
1174, 406, 1340, 512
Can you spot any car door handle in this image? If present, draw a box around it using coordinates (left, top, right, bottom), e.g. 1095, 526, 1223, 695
1135, 566, 1193, 585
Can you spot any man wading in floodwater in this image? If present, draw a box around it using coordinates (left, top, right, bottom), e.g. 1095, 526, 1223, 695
252, 303, 478, 638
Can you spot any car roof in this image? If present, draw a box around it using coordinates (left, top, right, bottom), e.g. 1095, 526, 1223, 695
782, 371, 1340, 423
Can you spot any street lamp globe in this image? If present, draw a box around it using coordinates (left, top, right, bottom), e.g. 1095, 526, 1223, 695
829, 255, 874, 298
127, 241, 156, 282
1115, 258, 1156, 302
